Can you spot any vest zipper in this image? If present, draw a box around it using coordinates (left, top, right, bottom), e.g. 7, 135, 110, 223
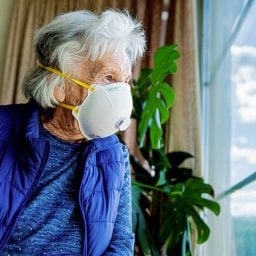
0, 142, 50, 252
79, 147, 96, 256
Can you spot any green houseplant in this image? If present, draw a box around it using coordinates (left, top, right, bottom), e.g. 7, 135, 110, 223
130, 45, 221, 255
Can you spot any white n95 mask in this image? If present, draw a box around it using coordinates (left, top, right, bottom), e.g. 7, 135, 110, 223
71, 83, 133, 140
38, 64, 133, 140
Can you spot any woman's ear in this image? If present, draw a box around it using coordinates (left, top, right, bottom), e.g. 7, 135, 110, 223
53, 85, 65, 102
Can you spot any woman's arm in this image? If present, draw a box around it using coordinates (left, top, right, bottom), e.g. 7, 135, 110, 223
104, 148, 135, 256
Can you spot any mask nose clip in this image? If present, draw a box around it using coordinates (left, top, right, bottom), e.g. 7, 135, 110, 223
116, 118, 131, 131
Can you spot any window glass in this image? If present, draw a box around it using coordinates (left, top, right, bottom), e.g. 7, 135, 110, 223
201, 1, 255, 256
230, 1, 256, 255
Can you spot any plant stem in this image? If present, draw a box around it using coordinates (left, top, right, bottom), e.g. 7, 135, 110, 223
132, 181, 165, 193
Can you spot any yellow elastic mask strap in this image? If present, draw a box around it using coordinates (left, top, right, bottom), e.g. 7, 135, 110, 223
38, 63, 94, 92
57, 102, 79, 114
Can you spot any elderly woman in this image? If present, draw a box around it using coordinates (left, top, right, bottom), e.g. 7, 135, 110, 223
0, 9, 145, 255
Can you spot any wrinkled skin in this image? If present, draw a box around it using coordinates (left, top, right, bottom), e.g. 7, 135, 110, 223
41, 52, 132, 142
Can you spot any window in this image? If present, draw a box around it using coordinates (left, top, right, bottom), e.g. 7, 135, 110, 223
230, 3, 256, 254
201, 0, 255, 255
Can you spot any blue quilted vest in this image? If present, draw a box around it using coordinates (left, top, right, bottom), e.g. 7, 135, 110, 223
0, 101, 126, 255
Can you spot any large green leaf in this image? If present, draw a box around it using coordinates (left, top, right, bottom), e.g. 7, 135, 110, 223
138, 84, 175, 148
157, 82, 176, 109
150, 113, 163, 149
158, 178, 221, 251
184, 178, 216, 199
155, 98, 169, 124
136, 68, 152, 92
153, 45, 179, 66
183, 179, 221, 215
132, 174, 220, 254
132, 68, 152, 120
138, 101, 155, 146
136, 44, 179, 149
184, 204, 210, 244
151, 45, 180, 84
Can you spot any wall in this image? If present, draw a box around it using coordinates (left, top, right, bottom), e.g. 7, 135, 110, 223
0, 0, 14, 83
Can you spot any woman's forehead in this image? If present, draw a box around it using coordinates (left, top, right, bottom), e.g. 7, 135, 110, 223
95, 52, 131, 74
102, 51, 130, 67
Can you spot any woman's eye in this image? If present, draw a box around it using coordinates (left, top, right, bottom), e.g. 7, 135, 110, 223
104, 75, 113, 82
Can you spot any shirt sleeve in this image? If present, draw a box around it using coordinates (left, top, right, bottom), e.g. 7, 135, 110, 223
103, 147, 135, 255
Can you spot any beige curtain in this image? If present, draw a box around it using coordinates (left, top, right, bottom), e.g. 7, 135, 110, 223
0, 0, 163, 105
165, 0, 201, 176
164, 1, 201, 253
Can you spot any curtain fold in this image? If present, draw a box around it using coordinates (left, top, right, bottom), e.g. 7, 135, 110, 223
165, 0, 201, 176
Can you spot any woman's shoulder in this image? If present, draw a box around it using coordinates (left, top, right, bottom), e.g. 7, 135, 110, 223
0, 102, 33, 139
0, 104, 17, 132
0, 102, 29, 117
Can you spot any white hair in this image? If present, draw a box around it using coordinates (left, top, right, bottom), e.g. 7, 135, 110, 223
23, 9, 146, 108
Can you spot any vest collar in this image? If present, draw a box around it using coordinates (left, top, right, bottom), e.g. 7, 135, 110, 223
89, 135, 120, 151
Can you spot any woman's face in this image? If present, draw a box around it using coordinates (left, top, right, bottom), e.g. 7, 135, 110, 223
62, 51, 132, 106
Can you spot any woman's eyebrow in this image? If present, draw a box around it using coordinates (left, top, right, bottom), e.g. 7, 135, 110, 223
90, 62, 104, 77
